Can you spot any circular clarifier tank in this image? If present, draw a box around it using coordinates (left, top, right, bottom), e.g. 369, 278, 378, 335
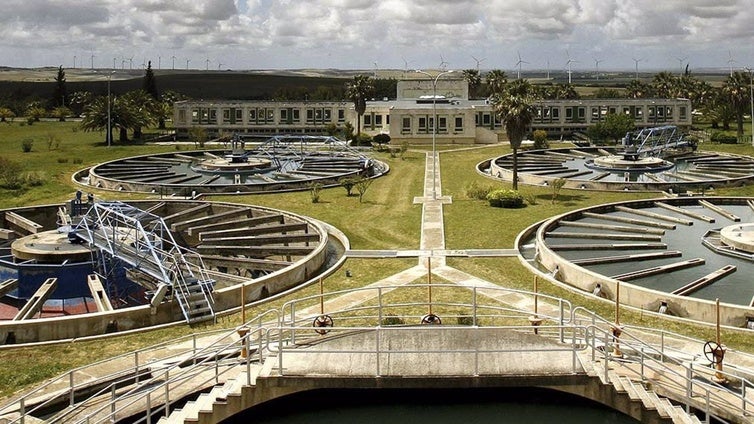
481, 147, 754, 191
75, 135, 389, 195
519, 197, 754, 328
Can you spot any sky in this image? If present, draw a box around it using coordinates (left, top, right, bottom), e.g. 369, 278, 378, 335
2, 0, 754, 74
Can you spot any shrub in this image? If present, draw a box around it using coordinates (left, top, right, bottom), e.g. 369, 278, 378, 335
551, 178, 567, 204
57, 158, 69, 163
0, 157, 24, 189
73, 158, 83, 164
351, 133, 372, 147
354, 177, 373, 203
381, 314, 405, 326
372, 133, 391, 150
710, 131, 737, 144
339, 177, 357, 196
400, 139, 409, 159
46, 133, 61, 150
532, 130, 549, 150
464, 181, 495, 200
486, 189, 525, 208
308, 182, 323, 203
21, 138, 33, 153
24, 171, 46, 187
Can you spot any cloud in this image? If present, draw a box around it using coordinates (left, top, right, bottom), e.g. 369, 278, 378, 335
0, 0, 751, 70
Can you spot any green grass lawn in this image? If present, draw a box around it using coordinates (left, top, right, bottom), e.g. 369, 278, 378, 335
1, 122, 754, 400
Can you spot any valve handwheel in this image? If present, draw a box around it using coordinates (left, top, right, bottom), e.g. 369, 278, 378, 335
312, 314, 334, 335
703, 340, 722, 364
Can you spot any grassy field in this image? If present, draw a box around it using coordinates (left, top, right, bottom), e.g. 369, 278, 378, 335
2, 121, 754, 399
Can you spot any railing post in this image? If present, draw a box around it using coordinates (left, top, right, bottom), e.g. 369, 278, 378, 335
590, 326, 596, 362
135, 351, 140, 384
164, 368, 170, 417
290, 304, 296, 345
111, 384, 116, 421
640, 347, 645, 381
473, 287, 478, 326
146, 392, 152, 424
69, 370, 75, 407
193, 333, 197, 355
375, 327, 381, 376
558, 299, 565, 343
475, 327, 479, 376
705, 388, 710, 424
19, 398, 24, 424
742, 383, 747, 414
278, 328, 284, 375
378, 287, 383, 325
571, 326, 577, 373
660, 331, 665, 362
603, 330, 609, 381
686, 363, 693, 405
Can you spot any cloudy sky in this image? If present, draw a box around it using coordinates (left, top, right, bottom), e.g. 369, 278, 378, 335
2, 0, 753, 73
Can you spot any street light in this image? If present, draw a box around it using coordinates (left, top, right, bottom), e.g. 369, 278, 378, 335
95, 70, 115, 146
747, 67, 754, 146
415, 69, 454, 200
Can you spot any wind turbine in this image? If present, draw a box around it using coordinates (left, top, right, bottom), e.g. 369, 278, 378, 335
675, 56, 687, 75
373, 61, 378, 78
515, 51, 528, 79
171, 55, 176, 70
205, 57, 210, 71
158, 55, 161, 69
90, 53, 95, 69
186, 58, 191, 70
439, 55, 449, 71
218, 62, 224, 70
128, 56, 134, 70
113, 57, 117, 69
632, 57, 644, 80
546, 59, 550, 79
565, 51, 577, 84
727, 51, 736, 76
593, 58, 604, 80
73, 55, 77, 69
471, 55, 486, 71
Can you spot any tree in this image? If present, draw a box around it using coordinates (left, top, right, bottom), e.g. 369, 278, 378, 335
80, 95, 141, 143
651, 71, 677, 98
143, 61, 166, 129
462, 69, 482, 98
587, 113, 635, 144
723, 71, 751, 140
51, 66, 67, 108
490, 79, 537, 190
69, 91, 93, 117
625, 80, 652, 98
121, 90, 157, 140
484, 69, 508, 96
345, 75, 374, 137
0, 107, 15, 122
51, 106, 71, 122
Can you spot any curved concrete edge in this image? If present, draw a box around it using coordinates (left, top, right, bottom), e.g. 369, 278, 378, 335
515, 196, 754, 330
73, 150, 390, 196
484, 148, 754, 192
0, 200, 339, 345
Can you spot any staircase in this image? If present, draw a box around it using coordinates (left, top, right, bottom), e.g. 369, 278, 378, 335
71, 201, 216, 323
157, 362, 268, 424
580, 357, 702, 424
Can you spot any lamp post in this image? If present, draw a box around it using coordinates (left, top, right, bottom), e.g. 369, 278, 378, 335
106, 71, 114, 147
747, 67, 754, 147
415, 69, 454, 200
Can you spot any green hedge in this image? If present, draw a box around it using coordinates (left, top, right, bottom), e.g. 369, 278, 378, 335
486, 189, 525, 208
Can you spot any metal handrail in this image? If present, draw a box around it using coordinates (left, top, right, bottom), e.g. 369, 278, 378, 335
0, 328, 233, 422
75, 309, 280, 424
582, 324, 753, 422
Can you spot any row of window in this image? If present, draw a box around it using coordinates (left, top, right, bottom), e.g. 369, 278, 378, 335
182, 107, 348, 126
401, 115, 465, 134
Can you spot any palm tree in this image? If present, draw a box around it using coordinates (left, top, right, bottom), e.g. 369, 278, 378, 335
723, 71, 751, 140
491, 79, 537, 190
462, 69, 482, 98
485, 69, 508, 97
625, 80, 652, 99
345, 75, 374, 138
651, 72, 677, 98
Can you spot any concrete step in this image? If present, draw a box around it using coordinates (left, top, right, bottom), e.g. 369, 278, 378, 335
618, 376, 642, 401
648, 391, 672, 418
671, 405, 703, 424
607, 370, 625, 393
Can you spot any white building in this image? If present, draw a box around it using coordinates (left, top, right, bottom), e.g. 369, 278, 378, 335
173, 79, 692, 144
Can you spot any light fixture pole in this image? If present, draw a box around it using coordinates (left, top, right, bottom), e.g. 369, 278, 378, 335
415, 69, 454, 200
748, 67, 754, 146
106, 71, 114, 147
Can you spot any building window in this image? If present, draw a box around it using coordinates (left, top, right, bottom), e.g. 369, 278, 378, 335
338, 109, 345, 123
235, 108, 243, 123
402, 116, 411, 134
679, 106, 687, 120
222, 108, 231, 124
178, 109, 186, 123
292, 109, 300, 122
455, 116, 463, 132
418, 116, 428, 134
375, 115, 383, 126
364, 114, 372, 126
438, 116, 447, 133
280, 108, 288, 123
